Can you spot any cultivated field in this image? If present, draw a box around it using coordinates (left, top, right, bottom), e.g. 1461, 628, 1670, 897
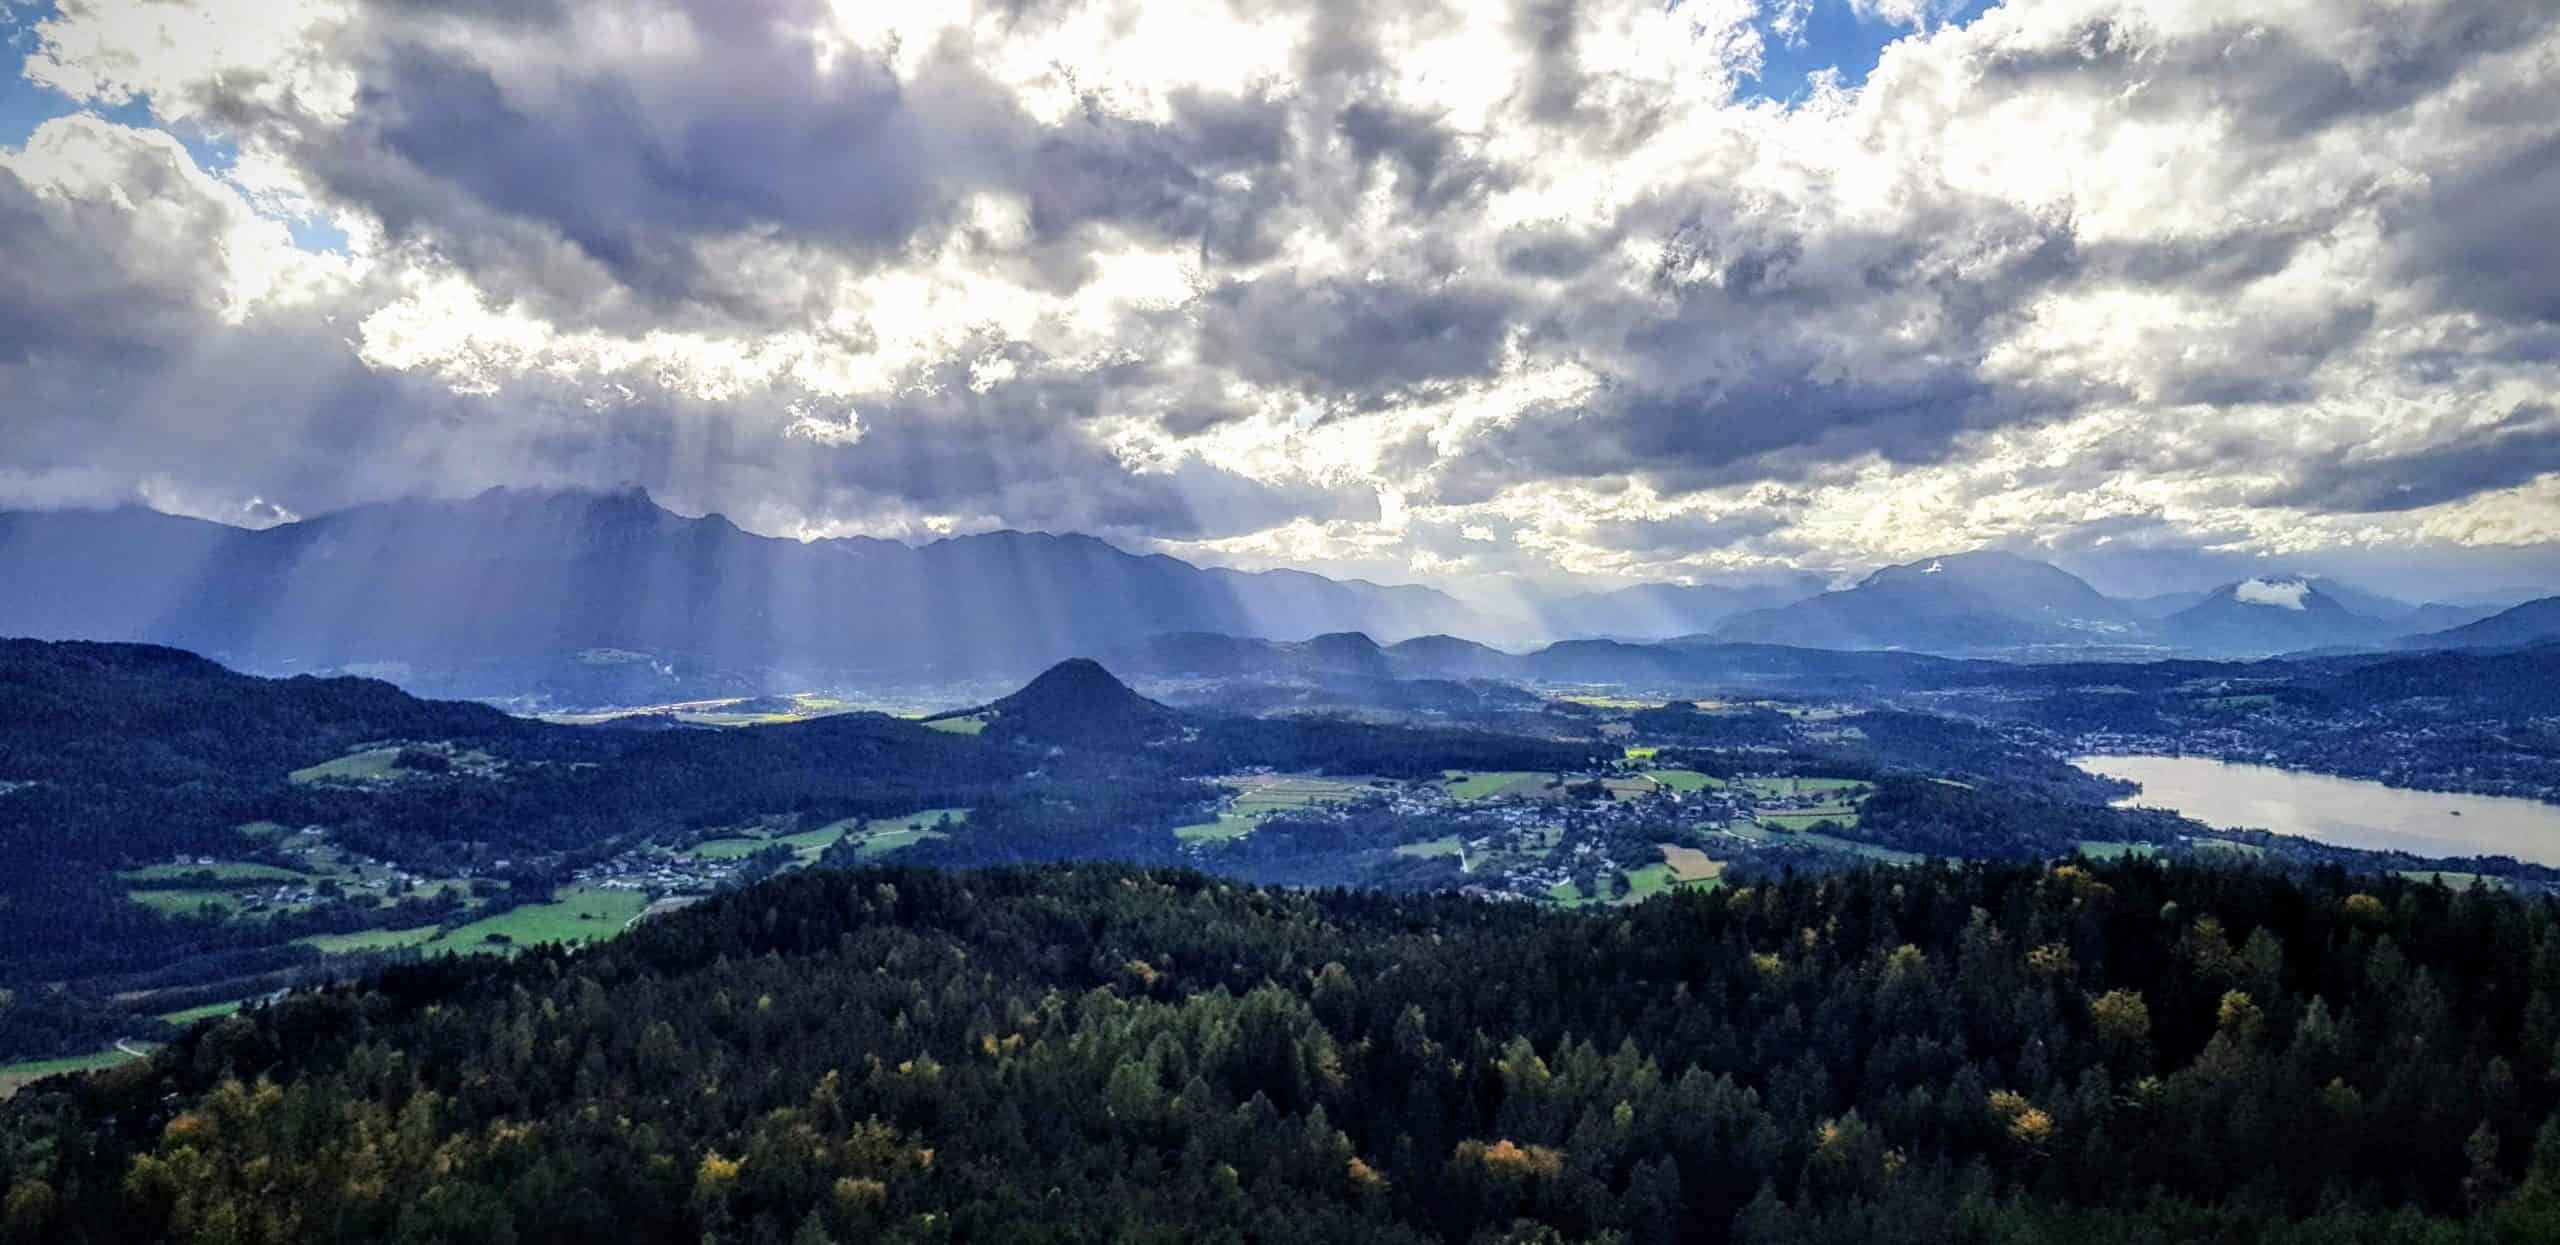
411, 884, 651, 954
2076, 841, 2159, 861
1443, 771, 1560, 800
1737, 776, 1868, 797
288, 747, 407, 784
0, 1047, 146, 1100
1658, 843, 1724, 882
298, 926, 440, 955
1644, 769, 1723, 793
692, 808, 969, 864
122, 861, 306, 884
1176, 775, 1377, 842
157, 999, 246, 1026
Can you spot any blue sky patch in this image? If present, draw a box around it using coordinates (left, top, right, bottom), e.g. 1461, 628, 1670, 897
1740, 0, 1998, 105
2, 0, 349, 253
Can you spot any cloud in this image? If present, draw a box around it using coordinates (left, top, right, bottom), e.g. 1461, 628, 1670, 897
2233, 577, 2311, 611
0, 0, 2555, 598
2249, 404, 2560, 514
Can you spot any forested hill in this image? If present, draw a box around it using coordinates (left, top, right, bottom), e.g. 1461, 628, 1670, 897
10, 861, 2560, 1243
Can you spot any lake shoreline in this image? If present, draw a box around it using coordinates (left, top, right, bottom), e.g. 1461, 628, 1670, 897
2071, 754, 2560, 868
2069, 748, 2560, 810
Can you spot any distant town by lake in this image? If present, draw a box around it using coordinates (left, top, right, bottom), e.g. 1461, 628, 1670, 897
2072, 754, 2560, 868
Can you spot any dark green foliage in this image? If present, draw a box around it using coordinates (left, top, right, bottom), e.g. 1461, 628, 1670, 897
0, 641, 1595, 1055
10, 860, 2560, 1242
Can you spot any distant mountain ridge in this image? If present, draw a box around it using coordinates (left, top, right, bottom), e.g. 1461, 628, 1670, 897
0, 489, 1477, 692
1529, 575, 1829, 640
0, 495, 2541, 682
2157, 577, 2395, 654
1710, 551, 2146, 654
2398, 596, 2560, 651
1109, 628, 1998, 693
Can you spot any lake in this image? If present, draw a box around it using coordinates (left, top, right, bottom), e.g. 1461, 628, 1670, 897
2071, 754, 2560, 866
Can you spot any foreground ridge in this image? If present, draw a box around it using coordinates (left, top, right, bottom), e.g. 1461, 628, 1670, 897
11, 860, 2560, 1242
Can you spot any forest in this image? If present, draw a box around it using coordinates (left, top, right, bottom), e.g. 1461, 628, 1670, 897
9, 859, 2560, 1242
0, 641, 1601, 1054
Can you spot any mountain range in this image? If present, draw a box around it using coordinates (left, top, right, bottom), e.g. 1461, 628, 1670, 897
0, 492, 2548, 695
0, 488, 1472, 693
1711, 551, 2146, 653
1702, 556, 2535, 659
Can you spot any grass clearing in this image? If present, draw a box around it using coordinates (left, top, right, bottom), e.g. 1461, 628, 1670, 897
921, 714, 988, 735
1176, 777, 1374, 844
157, 999, 246, 1026
1646, 769, 1723, 793
1, 1047, 148, 1099
690, 808, 968, 864
1230, 775, 1375, 814
851, 826, 943, 858
1729, 823, 1920, 865
1554, 694, 1656, 709
1394, 835, 1465, 860
415, 885, 651, 954
289, 747, 406, 785
1796, 832, 1923, 865
2077, 841, 2159, 861
1623, 746, 1660, 761
1618, 863, 1679, 903
1659, 843, 1724, 883
1443, 771, 1558, 801
2194, 839, 2269, 858
805, 809, 969, 862
2398, 870, 2510, 890
127, 889, 248, 919
1738, 776, 1868, 797
1174, 813, 1260, 843
298, 926, 441, 956
122, 861, 308, 884
1758, 810, 1862, 831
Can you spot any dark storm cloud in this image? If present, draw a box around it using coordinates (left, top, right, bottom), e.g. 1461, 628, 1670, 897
2250, 404, 2560, 514
1974, 1, 2557, 143
1497, 223, 1608, 279
0, 136, 231, 364
0, 117, 1360, 542
1335, 100, 1512, 212
1435, 370, 2001, 506
2084, 223, 2331, 294
2396, 132, 2560, 327
1413, 193, 2085, 505
1196, 274, 1517, 404
9, 0, 2560, 578
204, 0, 1305, 326
1510, 0, 1585, 123
261, 13, 974, 323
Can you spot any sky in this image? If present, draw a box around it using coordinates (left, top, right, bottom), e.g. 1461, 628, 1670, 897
0, 0, 2556, 603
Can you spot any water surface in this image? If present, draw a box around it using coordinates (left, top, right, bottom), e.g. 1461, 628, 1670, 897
2071, 754, 2560, 866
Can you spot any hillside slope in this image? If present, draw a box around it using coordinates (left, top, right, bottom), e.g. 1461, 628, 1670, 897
2402, 596, 2560, 650
11, 862, 2560, 1242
